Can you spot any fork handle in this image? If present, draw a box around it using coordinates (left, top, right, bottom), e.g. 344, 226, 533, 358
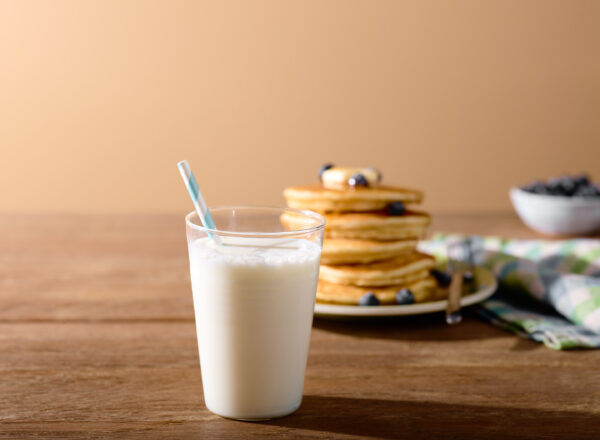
446, 270, 464, 324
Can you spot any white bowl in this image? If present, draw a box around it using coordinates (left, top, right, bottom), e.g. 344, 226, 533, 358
510, 187, 600, 236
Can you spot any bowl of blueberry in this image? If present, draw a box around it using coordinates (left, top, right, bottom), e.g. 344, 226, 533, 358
510, 174, 600, 236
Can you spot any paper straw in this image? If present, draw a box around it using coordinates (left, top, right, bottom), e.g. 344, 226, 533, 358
177, 160, 221, 244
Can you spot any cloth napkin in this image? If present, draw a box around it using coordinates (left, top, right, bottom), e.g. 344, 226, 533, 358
419, 235, 600, 350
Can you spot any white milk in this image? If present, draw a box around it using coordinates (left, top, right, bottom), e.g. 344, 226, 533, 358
188, 236, 321, 420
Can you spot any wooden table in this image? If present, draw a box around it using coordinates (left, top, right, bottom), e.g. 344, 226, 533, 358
1, 213, 599, 439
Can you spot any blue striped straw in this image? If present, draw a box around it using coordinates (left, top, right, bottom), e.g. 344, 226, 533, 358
177, 160, 221, 244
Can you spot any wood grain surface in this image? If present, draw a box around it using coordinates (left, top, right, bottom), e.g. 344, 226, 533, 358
1, 213, 599, 439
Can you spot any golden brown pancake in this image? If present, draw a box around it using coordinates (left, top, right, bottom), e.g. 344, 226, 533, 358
316, 277, 441, 305
283, 184, 423, 213
323, 210, 430, 241
320, 238, 418, 265
319, 252, 436, 286
281, 209, 430, 241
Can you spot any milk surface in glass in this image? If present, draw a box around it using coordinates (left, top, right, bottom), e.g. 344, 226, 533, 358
188, 235, 321, 420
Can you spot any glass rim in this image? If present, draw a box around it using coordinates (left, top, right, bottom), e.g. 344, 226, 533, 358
185, 205, 326, 238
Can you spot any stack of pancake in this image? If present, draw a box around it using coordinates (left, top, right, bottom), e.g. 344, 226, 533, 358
283, 165, 444, 306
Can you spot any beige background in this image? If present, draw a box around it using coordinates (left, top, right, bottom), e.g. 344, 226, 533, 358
1, 0, 599, 214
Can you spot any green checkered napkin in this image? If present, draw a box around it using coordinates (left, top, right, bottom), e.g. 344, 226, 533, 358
419, 235, 600, 350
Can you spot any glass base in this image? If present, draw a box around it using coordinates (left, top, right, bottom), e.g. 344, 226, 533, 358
209, 400, 301, 422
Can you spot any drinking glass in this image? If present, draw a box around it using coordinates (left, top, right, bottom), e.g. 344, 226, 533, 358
185, 206, 325, 420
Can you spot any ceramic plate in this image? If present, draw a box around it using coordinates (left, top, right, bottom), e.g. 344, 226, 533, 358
314, 266, 497, 318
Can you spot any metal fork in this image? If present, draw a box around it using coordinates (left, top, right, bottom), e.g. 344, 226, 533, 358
446, 238, 477, 325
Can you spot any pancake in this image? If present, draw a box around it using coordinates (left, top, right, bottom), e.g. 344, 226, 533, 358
323, 210, 430, 241
321, 238, 418, 265
319, 252, 436, 286
281, 209, 430, 241
316, 277, 440, 305
283, 184, 423, 212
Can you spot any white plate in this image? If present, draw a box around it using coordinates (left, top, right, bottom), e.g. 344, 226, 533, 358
314, 266, 497, 318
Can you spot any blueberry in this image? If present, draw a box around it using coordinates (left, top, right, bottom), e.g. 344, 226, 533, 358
348, 173, 369, 188
576, 184, 600, 198
318, 163, 334, 181
524, 181, 548, 195
574, 185, 589, 197
388, 201, 405, 216
359, 291, 379, 306
431, 268, 451, 287
546, 177, 565, 196
558, 176, 576, 196
395, 288, 414, 305
573, 173, 590, 188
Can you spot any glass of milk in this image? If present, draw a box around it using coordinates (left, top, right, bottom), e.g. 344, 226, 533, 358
185, 206, 325, 421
